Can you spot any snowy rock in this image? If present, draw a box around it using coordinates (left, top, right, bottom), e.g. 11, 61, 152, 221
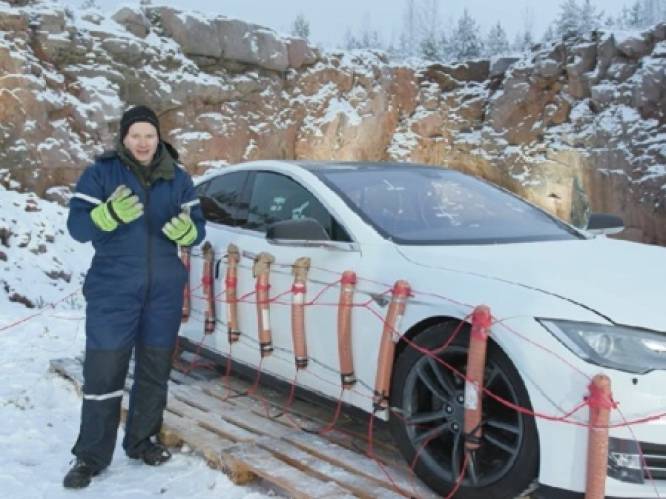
152, 7, 222, 58
31, 9, 67, 34
0, 8, 28, 31
420, 64, 460, 91
568, 42, 597, 77
616, 32, 652, 58
653, 22, 666, 42
535, 58, 561, 79
489, 57, 519, 79
111, 6, 150, 38
607, 61, 638, 82
592, 33, 617, 82
590, 83, 616, 109
100, 37, 145, 66
426, 60, 490, 83
216, 19, 289, 71
652, 40, 666, 58
286, 37, 318, 69
632, 58, 666, 120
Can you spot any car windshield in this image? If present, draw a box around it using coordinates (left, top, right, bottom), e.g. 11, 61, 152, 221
316, 166, 582, 244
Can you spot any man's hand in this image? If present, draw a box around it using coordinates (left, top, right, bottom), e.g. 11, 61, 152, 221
162, 212, 197, 246
90, 185, 144, 232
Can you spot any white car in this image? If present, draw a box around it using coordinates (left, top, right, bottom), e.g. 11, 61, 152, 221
179, 160, 666, 499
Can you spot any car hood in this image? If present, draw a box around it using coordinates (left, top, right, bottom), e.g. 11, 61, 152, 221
396, 237, 666, 331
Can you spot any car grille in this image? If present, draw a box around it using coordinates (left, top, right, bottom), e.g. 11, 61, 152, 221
641, 442, 666, 480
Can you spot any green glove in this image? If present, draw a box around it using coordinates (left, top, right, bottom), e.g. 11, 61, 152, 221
162, 212, 197, 246
90, 185, 144, 232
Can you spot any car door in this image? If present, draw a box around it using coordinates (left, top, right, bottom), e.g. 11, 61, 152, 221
179, 170, 250, 344
229, 169, 367, 402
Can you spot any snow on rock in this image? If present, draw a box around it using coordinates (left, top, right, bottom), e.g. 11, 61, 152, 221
0, 184, 90, 309
0, 1, 665, 244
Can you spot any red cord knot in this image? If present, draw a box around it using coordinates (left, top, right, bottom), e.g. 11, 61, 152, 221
341, 271, 357, 285
255, 283, 271, 292
225, 277, 237, 288
471, 305, 492, 340
586, 377, 617, 411
292, 283, 306, 293
201, 275, 212, 286
392, 280, 412, 298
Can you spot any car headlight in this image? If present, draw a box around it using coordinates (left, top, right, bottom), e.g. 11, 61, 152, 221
538, 319, 666, 374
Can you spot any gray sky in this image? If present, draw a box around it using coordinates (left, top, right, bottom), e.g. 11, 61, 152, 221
66, 0, 631, 48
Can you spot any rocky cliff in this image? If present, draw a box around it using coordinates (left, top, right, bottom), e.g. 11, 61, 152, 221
1, 1, 665, 244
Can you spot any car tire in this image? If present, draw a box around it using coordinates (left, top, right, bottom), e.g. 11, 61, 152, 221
389, 321, 539, 499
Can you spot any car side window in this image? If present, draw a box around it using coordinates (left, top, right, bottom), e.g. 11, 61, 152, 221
200, 172, 248, 226
245, 172, 351, 242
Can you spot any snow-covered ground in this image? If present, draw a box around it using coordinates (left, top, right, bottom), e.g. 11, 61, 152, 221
0, 186, 272, 498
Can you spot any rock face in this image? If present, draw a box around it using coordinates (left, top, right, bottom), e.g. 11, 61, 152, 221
0, 2, 665, 245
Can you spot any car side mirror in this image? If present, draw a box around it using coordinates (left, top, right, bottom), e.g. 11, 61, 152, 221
586, 213, 624, 236
266, 218, 331, 242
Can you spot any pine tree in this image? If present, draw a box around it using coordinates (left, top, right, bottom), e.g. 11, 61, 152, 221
542, 24, 557, 42
359, 13, 382, 49
640, 0, 666, 25
439, 31, 451, 61
627, 0, 643, 27
419, 35, 440, 60
449, 9, 483, 60
579, 0, 601, 33
399, 0, 418, 57
512, 29, 534, 53
343, 28, 360, 50
291, 14, 310, 40
417, 0, 443, 60
343, 14, 382, 50
485, 22, 510, 57
555, 0, 582, 36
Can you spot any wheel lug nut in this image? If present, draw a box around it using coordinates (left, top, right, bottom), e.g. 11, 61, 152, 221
457, 395, 464, 404
445, 405, 453, 414
451, 422, 459, 432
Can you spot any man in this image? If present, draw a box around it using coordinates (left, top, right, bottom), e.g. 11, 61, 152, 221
64, 105, 206, 488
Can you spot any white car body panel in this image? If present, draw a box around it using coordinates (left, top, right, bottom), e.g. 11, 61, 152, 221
180, 160, 666, 497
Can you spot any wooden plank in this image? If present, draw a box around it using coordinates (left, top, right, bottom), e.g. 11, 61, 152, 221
168, 383, 295, 438
194, 376, 405, 466
51, 357, 436, 498
172, 359, 396, 444
160, 412, 236, 468
166, 396, 256, 443
220, 443, 355, 499
283, 431, 438, 499
253, 436, 406, 499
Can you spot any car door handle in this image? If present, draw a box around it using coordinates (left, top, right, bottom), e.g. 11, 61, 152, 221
242, 250, 257, 260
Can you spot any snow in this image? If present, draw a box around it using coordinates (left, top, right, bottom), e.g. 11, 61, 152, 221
0, 187, 274, 499
321, 97, 362, 126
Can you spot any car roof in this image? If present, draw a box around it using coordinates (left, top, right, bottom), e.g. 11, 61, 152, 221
287, 160, 451, 172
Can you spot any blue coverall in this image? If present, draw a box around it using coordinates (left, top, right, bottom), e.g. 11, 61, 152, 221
66, 149, 205, 470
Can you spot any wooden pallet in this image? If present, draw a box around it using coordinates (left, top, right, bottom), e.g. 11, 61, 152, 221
50, 352, 439, 499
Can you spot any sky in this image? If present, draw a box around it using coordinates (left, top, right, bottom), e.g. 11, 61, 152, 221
61, 0, 633, 48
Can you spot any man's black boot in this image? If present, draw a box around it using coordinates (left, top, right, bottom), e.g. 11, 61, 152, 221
142, 442, 171, 465
63, 459, 99, 488
128, 441, 172, 466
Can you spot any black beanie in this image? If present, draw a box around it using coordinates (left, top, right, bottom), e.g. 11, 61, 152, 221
119, 105, 160, 141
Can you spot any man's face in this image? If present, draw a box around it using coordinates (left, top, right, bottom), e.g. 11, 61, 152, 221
123, 122, 159, 166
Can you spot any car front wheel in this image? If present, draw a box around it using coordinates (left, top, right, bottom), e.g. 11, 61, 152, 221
389, 322, 539, 498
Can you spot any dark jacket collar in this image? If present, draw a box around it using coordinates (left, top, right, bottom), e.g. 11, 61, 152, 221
116, 140, 179, 186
